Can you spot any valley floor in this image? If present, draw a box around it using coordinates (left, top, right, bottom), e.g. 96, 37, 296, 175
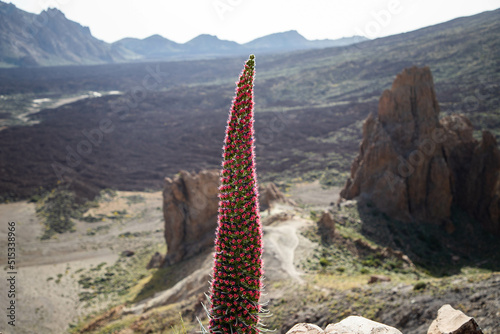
0, 183, 498, 334
0, 190, 164, 334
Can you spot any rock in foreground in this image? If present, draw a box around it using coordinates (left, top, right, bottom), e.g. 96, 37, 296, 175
284, 316, 402, 334
287, 323, 324, 334
427, 304, 483, 334
285, 306, 485, 334
325, 316, 402, 334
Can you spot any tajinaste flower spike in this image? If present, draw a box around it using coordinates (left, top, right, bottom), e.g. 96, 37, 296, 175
207, 55, 266, 334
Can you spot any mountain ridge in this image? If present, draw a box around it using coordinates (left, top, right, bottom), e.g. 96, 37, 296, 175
0, 6, 498, 206
112, 31, 366, 60
0, 1, 366, 67
0, 2, 123, 67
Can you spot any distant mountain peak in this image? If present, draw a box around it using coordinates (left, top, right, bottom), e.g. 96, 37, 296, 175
280, 30, 302, 36
243, 30, 363, 52
184, 34, 240, 54
0, 1, 15, 10
188, 34, 221, 42
41, 7, 66, 18
252, 30, 306, 39
146, 34, 165, 40
143, 34, 173, 43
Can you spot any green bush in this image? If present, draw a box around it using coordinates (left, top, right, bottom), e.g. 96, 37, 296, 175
361, 255, 382, 268
37, 187, 78, 239
28, 194, 42, 203
82, 215, 101, 223
413, 281, 427, 291
86, 225, 110, 236
384, 259, 404, 270
319, 257, 331, 267
125, 194, 145, 205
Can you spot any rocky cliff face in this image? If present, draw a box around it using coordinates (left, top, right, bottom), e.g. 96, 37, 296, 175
442, 119, 500, 235
163, 170, 291, 265
0, 2, 122, 66
340, 66, 500, 236
162, 170, 220, 266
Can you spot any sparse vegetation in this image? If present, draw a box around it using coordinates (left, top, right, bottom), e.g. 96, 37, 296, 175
319, 257, 331, 268
75, 244, 163, 307
125, 194, 145, 205
36, 186, 78, 239
413, 281, 427, 291
86, 225, 111, 236
1, 9, 499, 334
67, 195, 500, 334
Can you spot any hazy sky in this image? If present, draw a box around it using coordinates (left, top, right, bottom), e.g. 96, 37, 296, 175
8, 0, 500, 43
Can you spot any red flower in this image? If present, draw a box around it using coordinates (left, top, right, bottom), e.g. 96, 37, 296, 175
208, 55, 264, 333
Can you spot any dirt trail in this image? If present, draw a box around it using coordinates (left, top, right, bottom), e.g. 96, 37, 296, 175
126, 196, 322, 313
263, 217, 308, 282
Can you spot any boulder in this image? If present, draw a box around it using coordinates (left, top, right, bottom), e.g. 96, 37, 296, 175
260, 182, 293, 210
121, 250, 135, 257
317, 211, 336, 244
286, 323, 324, 334
163, 170, 292, 265
146, 252, 163, 269
340, 66, 500, 236
368, 275, 391, 284
325, 316, 403, 334
427, 304, 483, 334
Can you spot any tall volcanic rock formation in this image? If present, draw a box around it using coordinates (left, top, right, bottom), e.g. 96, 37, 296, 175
341, 67, 452, 223
162, 170, 220, 266
441, 117, 500, 235
340, 66, 500, 236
